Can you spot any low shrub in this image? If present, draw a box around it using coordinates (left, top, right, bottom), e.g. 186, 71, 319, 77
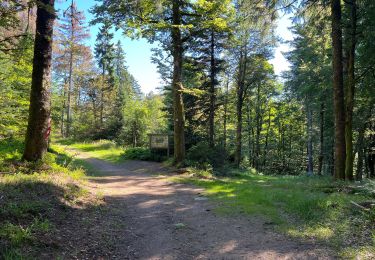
122, 147, 166, 162
186, 142, 228, 170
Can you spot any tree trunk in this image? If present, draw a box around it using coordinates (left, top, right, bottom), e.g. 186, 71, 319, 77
100, 90, 104, 126
263, 105, 271, 168
331, 0, 346, 179
100, 65, 105, 127
306, 103, 314, 175
246, 101, 251, 164
23, 0, 56, 161
235, 86, 243, 168
61, 81, 67, 137
369, 149, 375, 178
172, 0, 185, 165
208, 29, 215, 148
235, 47, 246, 167
255, 84, 262, 170
66, 1, 74, 137
355, 126, 365, 180
223, 75, 229, 149
318, 103, 325, 175
345, 0, 357, 181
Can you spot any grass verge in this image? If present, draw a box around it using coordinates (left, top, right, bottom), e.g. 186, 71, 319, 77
0, 138, 103, 259
171, 171, 375, 258
54, 139, 126, 163
54, 138, 166, 163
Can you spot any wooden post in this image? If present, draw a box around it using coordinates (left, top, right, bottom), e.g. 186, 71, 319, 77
167, 135, 170, 158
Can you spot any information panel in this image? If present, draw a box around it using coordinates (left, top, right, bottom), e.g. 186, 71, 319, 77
149, 134, 169, 149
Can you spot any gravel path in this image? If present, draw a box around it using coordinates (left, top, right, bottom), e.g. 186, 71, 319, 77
76, 152, 333, 260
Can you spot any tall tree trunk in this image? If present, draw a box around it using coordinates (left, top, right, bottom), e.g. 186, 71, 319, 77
345, 0, 357, 181
66, 50, 73, 136
208, 29, 215, 148
255, 84, 262, 170
331, 0, 346, 179
66, 0, 74, 137
235, 82, 243, 168
23, 0, 56, 161
355, 126, 365, 180
263, 105, 271, 168
318, 102, 325, 175
223, 75, 229, 149
100, 65, 105, 127
61, 80, 67, 137
246, 101, 251, 164
235, 47, 246, 167
91, 98, 98, 128
100, 91, 104, 126
307, 104, 313, 175
172, 0, 185, 164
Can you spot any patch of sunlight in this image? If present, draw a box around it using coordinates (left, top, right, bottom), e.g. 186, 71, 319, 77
218, 240, 237, 254
134, 168, 146, 173
341, 246, 375, 259
287, 225, 334, 240
137, 199, 160, 209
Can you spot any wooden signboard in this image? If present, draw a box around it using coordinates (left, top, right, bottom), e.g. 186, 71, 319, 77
149, 134, 171, 157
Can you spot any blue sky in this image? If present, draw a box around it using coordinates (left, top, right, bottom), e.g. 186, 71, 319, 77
56, 1, 293, 93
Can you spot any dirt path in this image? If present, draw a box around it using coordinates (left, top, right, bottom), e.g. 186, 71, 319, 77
75, 152, 333, 260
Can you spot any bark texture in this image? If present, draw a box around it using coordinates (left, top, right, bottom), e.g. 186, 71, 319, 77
172, 0, 185, 164
235, 47, 246, 167
208, 29, 215, 148
318, 103, 325, 175
345, 0, 357, 181
307, 105, 313, 175
331, 0, 346, 179
23, 0, 56, 161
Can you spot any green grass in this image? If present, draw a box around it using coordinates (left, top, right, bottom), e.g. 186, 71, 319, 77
172, 172, 375, 258
0, 137, 102, 259
54, 139, 126, 163
54, 139, 164, 163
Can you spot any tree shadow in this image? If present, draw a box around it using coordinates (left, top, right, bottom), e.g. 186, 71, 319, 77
0, 173, 122, 259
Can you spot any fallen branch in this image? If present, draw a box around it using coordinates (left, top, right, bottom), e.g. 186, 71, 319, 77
350, 201, 370, 212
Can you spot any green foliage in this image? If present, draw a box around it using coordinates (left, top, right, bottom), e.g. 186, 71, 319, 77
122, 147, 153, 160
0, 34, 33, 138
119, 94, 167, 147
186, 142, 228, 170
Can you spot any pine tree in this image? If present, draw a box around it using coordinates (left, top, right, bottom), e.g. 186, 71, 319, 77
23, 0, 56, 161
331, 0, 346, 179
94, 20, 115, 126
55, 0, 89, 137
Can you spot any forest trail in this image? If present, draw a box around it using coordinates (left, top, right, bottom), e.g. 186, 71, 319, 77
76, 151, 332, 260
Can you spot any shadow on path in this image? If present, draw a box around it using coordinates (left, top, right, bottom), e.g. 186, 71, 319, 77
77, 152, 334, 260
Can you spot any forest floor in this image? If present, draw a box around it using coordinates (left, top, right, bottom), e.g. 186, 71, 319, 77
1, 139, 374, 259
60, 147, 334, 259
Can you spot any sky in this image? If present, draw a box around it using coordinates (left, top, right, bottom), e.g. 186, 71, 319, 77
55, 1, 293, 94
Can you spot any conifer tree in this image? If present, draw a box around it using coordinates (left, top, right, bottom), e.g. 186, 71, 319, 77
23, 0, 56, 161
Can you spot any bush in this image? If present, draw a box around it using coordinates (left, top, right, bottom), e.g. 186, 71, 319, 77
186, 142, 228, 170
122, 147, 166, 162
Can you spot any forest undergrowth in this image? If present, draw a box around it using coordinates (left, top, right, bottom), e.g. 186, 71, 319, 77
0, 138, 104, 259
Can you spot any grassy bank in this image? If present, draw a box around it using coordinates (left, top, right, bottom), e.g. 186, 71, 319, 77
0, 138, 103, 259
54, 139, 164, 163
172, 172, 375, 258
54, 139, 126, 163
